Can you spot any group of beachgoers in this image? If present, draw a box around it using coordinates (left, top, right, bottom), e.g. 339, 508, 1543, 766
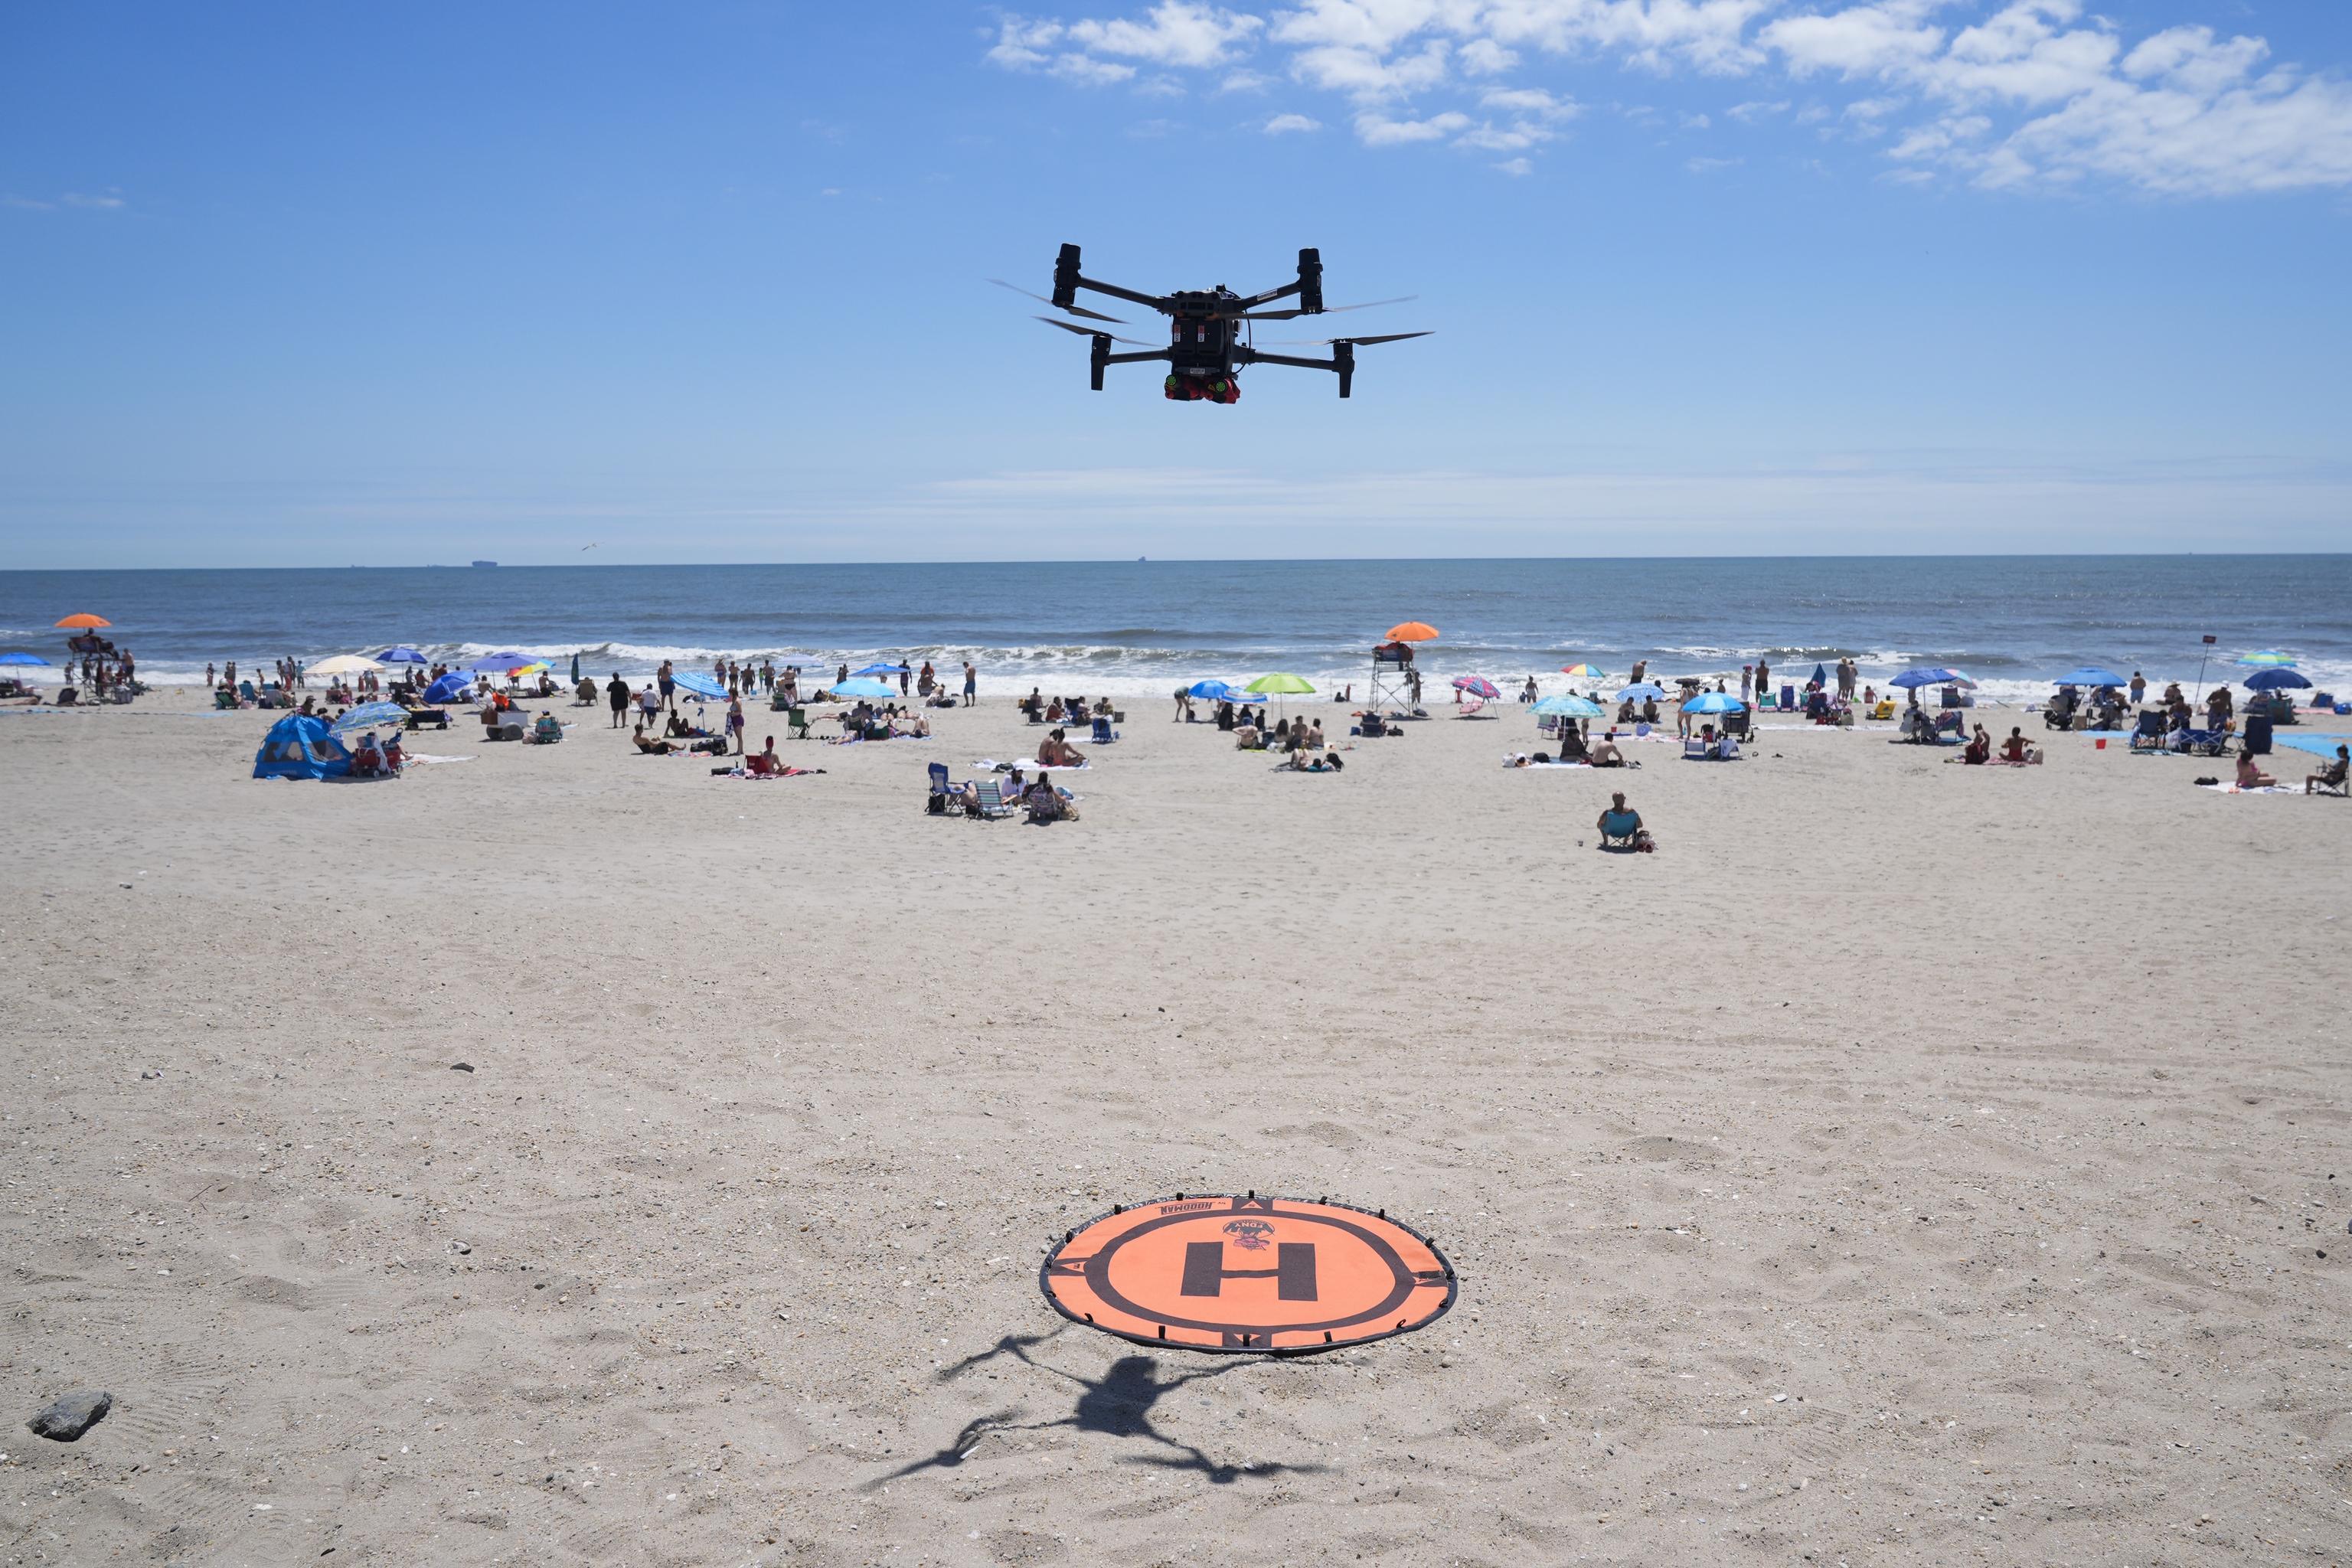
945, 766, 1077, 822
2233, 743, 2347, 795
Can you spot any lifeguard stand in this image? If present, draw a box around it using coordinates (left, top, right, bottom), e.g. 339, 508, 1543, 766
1367, 645, 1419, 718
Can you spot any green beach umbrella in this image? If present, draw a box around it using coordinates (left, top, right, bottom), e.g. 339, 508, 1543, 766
2235, 650, 2297, 667
1244, 671, 1315, 730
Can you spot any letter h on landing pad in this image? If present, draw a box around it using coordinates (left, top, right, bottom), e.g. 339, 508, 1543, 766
1181, 1240, 1319, 1301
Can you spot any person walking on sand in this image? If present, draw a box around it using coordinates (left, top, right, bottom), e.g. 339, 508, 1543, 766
606, 672, 630, 727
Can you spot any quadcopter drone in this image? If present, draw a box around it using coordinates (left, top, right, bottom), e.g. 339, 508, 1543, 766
994, 244, 1428, 403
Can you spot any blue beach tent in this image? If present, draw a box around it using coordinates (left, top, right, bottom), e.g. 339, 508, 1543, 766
252, 714, 351, 781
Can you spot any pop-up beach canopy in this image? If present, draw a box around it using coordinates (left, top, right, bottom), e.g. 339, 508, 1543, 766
253, 714, 351, 780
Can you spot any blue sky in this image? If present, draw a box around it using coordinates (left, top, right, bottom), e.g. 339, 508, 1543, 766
2, 0, 2348, 565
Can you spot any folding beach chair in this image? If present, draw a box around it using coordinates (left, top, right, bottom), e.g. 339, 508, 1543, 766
785, 706, 809, 740
1599, 811, 1642, 849
2129, 708, 2168, 752
1090, 716, 1117, 745
975, 781, 1014, 819
1682, 738, 1710, 760
926, 762, 953, 815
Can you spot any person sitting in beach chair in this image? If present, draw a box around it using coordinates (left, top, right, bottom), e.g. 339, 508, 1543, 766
1596, 792, 1654, 852
746, 737, 782, 776
380, 732, 404, 773
531, 711, 564, 743
2307, 745, 2349, 795
351, 734, 384, 776
2236, 752, 2277, 789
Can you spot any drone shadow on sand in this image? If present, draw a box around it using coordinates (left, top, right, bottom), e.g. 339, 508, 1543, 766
869, 1328, 1329, 1488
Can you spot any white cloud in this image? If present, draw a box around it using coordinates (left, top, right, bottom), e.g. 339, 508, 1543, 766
1067, 2, 1263, 65
1264, 112, 1325, 132
1687, 153, 1743, 169
983, 1, 2352, 194
1354, 109, 1473, 144
60, 191, 125, 209
1493, 155, 1535, 174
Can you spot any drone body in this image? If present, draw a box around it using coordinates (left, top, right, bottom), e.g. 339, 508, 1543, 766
1001, 244, 1428, 403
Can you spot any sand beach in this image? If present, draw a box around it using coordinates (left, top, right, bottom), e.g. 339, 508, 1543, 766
2, 684, 2347, 1566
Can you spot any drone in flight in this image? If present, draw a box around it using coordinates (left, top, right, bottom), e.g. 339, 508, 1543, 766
994, 244, 1428, 403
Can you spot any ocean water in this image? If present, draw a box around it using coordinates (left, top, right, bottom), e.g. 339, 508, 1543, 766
2, 557, 2347, 707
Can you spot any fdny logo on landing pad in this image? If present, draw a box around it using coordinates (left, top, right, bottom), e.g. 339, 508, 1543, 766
1040, 1194, 1457, 1354
1223, 1218, 1276, 1251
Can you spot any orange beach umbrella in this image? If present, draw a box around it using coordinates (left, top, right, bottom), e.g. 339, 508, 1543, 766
56, 613, 111, 629
1385, 621, 1439, 642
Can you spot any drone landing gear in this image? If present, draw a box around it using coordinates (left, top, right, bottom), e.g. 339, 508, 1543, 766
1165, 374, 1240, 405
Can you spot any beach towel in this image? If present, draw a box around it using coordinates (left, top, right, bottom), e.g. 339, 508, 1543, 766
401, 753, 475, 765
2198, 782, 2295, 794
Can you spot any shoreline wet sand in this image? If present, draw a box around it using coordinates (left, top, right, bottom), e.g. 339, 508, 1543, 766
2, 688, 2345, 1564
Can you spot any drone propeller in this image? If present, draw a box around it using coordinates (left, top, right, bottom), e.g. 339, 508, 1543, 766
1033, 316, 1155, 347
1264, 331, 1433, 347
989, 277, 1124, 323
1233, 294, 1417, 322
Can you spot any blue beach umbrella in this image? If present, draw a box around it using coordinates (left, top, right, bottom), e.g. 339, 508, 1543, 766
2236, 650, 2297, 667
2243, 668, 2311, 691
1187, 680, 1246, 702
2053, 667, 2129, 688
1890, 667, 1972, 689
422, 672, 472, 704
0, 652, 53, 666
1681, 691, 1746, 714
1532, 694, 1606, 717
330, 701, 411, 734
467, 650, 529, 672
375, 646, 429, 665
1614, 683, 1668, 701
851, 662, 912, 677
671, 671, 727, 699
831, 678, 896, 699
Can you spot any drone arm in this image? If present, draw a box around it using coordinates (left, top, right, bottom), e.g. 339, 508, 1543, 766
1234, 348, 1336, 373
1074, 275, 1171, 311
1240, 248, 1324, 312
1234, 339, 1356, 397
1099, 349, 1172, 365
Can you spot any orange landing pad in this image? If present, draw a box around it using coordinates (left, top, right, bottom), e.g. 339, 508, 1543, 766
1040, 1194, 1457, 1354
